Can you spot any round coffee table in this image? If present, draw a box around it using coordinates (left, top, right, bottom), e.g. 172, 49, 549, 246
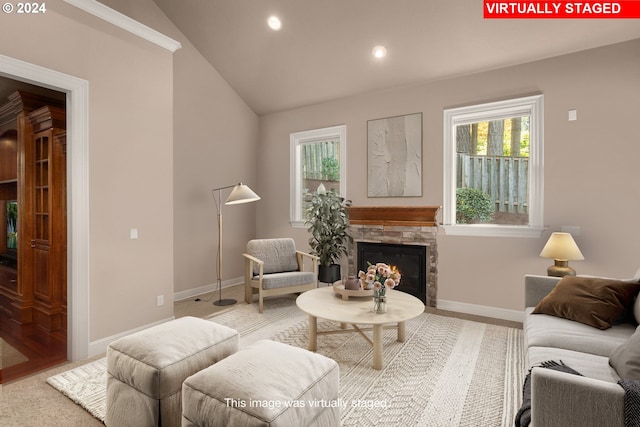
296, 286, 425, 370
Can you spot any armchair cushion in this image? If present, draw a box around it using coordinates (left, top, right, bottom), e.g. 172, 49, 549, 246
247, 238, 298, 275
259, 271, 317, 290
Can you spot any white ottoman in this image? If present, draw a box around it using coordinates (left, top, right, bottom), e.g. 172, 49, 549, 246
106, 316, 239, 427
182, 340, 340, 427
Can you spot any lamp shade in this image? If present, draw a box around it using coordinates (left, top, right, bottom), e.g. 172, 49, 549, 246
539, 232, 584, 261
225, 183, 261, 205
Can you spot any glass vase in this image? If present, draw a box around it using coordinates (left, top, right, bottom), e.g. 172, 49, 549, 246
372, 294, 387, 314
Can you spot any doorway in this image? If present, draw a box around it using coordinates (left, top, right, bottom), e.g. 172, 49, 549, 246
0, 80, 68, 383
0, 55, 91, 371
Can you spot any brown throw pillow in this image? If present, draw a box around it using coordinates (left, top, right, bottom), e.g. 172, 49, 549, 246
532, 276, 640, 329
610, 327, 640, 380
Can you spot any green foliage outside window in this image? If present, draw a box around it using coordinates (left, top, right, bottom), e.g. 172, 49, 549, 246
321, 157, 340, 181
7, 201, 17, 249
456, 188, 495, 224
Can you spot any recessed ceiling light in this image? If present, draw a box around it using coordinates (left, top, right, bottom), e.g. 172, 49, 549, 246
372, 45, 387, 59
267, 15, 282, 31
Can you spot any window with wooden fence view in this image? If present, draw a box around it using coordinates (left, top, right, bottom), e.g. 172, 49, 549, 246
301, 140, 340, 220
456, 115, 530, 225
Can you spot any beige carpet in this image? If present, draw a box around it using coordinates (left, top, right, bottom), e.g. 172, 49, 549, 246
47, 296, 524, 426
1, 338, 28, 369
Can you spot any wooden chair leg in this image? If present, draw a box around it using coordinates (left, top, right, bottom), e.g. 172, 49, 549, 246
245, 280, 252, 304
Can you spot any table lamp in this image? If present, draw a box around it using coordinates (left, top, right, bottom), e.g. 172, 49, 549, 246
539, 232, 584, 277
212, 183, 260, 306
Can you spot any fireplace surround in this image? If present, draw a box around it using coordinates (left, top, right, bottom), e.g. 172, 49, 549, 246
346, 206, 440, 307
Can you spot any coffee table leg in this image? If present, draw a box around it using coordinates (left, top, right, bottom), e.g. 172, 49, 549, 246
308, 314, 317, 352
398, 321, 406, 342
373, 324, 383, 370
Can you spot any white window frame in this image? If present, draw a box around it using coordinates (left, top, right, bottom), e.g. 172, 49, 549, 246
290, 125, 347, 227
443, 95, 544, 238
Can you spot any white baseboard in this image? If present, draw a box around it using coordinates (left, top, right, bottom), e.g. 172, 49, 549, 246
174, 277, 243, 302
88, 315, 175, 358
437, 299, 524, 323
88, 278, 245, 358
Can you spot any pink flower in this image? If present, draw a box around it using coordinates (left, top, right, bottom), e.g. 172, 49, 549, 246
384, 278, 396, 288
377, 264, 390, 276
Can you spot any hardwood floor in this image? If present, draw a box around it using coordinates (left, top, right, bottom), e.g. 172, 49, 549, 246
0, 311, 67, 384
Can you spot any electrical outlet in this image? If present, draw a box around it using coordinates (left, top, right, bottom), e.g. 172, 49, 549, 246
157, 295, 164, 307
130, 228, 138, 239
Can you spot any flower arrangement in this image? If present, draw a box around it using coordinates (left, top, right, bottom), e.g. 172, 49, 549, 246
359, 262, 400, 313
358, 262, 401, 291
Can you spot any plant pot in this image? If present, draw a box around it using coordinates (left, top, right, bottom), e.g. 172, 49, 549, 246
318, 264, 341, 284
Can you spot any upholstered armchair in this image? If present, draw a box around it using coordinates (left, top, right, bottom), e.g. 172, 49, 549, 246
243, 238, 318, 313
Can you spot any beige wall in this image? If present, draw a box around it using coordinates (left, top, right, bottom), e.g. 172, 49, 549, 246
171, 38, 259, 296
257, 38, 640, 313
100, 0, 260, 297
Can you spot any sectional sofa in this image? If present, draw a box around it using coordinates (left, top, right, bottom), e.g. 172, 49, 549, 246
522, 272, 640, 427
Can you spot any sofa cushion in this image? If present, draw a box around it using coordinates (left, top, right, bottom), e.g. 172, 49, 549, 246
524, 307, 635, 357
609, 326, 640, 380
528, 346, 621, 384
532, 276, 640, 329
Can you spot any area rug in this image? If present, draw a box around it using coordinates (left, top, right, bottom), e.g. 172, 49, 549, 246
47, 297, 524, 426
1, 338, 29, 369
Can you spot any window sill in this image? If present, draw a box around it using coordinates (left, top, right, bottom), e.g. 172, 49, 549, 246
442, 224, 545, 238
290, 220, 307, 228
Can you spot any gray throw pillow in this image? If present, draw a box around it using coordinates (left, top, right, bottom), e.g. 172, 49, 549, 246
610, 326, 640, 380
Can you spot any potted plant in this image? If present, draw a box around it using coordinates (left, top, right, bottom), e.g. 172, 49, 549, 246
305, 184, 352, 283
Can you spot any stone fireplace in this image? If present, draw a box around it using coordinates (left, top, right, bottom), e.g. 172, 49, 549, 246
346, 206, 440, 307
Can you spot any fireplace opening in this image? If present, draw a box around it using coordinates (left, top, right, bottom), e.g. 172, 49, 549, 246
356, 242, 428, 303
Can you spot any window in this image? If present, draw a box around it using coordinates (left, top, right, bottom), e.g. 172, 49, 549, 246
290, 125, 346, 227
443, 95, 544, 237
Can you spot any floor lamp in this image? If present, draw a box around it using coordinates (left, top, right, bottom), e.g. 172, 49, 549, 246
212, 183, 261, 306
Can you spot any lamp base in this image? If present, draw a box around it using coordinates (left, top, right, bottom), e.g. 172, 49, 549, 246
547, 260, 576, 277
213, 298, 237, 307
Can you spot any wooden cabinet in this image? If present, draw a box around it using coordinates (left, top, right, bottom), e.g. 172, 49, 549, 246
27, 107, 66, 332
0, 91, 66, 331
0, 130, 17, 183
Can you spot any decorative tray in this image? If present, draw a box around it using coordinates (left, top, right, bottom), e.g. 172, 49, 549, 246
332, 282, 374, 300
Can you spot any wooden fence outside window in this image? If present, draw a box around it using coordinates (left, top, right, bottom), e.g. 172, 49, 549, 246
457, 153, 529, 214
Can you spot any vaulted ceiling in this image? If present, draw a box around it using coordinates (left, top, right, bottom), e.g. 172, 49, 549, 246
153, 0, 640, 115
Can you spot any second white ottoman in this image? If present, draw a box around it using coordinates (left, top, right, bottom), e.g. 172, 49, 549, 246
182, 339, 340, 426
